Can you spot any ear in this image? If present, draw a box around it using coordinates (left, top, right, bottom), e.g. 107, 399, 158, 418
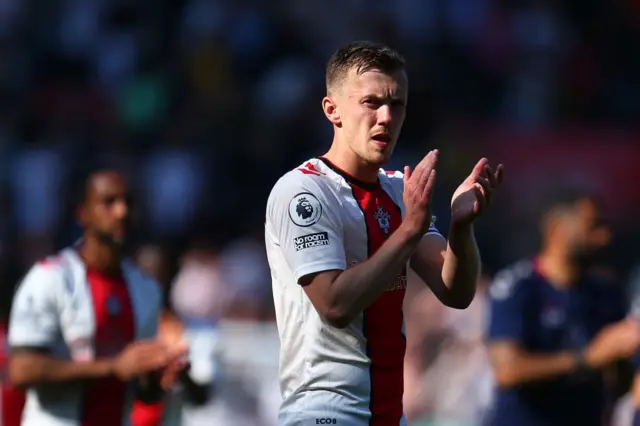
322, 96, 341, 126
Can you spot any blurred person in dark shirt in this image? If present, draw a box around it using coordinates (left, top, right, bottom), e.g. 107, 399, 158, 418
486, 190, 638, 426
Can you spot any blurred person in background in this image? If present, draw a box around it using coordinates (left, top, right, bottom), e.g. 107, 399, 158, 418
629, 297, 640, 426
169, 238, 232, 426
404, 273, 493, 426
169, 233, 280, 426
132, 242, 217, 426
7, 170, 187, 426
265, 40, 503, 426
486, 189, 637, 426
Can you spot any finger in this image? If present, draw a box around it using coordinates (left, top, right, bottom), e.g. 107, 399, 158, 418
422, 170, 436, 201
134, 342, 172, 358
484, 165, 498, 188
474, 176, 492, 207
160, 367, 181, 390
410, 151, 432, 185
495, 164, 505, 184
160, 358, 189, 389
472, 185, 487, 212
404, 166, 412, 185
418, 152, 438, 191
471, 158, 489, 179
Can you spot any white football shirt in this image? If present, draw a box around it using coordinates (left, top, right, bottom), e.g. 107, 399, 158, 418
8, 247, 161, 426
265, 158, 441, 426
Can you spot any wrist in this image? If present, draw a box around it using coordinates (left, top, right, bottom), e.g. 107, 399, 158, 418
572, 349, 590, 372
449, 216, 474, 232
97, 358, 117, 379
397, 223, 424, 245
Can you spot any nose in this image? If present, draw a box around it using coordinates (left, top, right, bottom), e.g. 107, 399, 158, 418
113, 199, 129, 220
377, 105, 392, 126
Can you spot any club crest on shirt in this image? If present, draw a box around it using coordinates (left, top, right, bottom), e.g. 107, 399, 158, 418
106, 295, 121, 316
374, 206, 391, 237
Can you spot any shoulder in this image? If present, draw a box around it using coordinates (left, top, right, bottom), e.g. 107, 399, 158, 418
19, 253, 70, 291
489, 259, 536, 302
378, 168, 404, 189
267, 159, 343, 223
379, 168, 405, 202
269, 160, 341, 200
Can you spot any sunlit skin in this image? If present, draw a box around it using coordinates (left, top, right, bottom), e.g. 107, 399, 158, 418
322, 68, 408, 183
76, 171, 132, 275
77, 170, 187, 389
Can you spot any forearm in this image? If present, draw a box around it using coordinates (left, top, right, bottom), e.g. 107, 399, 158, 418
327, 225, 421, 325
440, 222, 481, 307
9, 352, 114, 388
493, 351, 579, 388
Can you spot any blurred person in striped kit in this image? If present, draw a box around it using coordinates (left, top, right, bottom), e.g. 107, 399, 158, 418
7, 169, 187, 426
0, 320, 25, 426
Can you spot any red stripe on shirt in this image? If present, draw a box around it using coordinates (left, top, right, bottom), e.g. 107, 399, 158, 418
0, 322, 25, 426
82, 270, 135, 426
350, 183, 406, 426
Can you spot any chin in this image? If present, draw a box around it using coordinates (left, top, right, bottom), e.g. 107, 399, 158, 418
366, 151, 392, 166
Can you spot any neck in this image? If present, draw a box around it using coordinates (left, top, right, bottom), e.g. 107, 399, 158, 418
323, 139, 380, 183
536, 248, 580, 289
78, 237, 122, 275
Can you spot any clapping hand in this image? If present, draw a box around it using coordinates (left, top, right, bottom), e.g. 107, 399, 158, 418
450, 158, 504, 226
402, 150, 439, 236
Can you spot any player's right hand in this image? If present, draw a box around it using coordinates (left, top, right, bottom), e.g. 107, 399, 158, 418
112, 340, 187, 382
584, 319, 640, 368
402, 150, 438, 237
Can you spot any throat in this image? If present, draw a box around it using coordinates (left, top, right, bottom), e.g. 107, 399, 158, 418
321, 149, 380, 184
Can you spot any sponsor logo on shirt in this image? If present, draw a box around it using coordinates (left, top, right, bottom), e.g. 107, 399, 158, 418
289, 192, 323, 227
294, 232, 330, 251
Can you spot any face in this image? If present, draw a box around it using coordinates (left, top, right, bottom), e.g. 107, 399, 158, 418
324, 67, 408, 166
561, 199, 611, 264
80, 172, 132, 247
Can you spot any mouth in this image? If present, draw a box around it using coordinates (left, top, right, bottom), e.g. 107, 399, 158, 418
371, 133, 392, 146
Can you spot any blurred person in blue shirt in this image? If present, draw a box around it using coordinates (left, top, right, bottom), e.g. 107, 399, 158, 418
486, 189, 639, 426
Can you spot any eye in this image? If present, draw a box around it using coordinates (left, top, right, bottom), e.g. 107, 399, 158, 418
103, 196, 117, 205
363, 98, 381, 108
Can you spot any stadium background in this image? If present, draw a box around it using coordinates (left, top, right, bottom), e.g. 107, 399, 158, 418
0, 0, 639, 424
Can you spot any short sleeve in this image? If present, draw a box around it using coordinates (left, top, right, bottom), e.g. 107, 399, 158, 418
8, 265, 61, 348
426, 216, 440, 236
487, 268, 528, 343
266, 174, 347, 283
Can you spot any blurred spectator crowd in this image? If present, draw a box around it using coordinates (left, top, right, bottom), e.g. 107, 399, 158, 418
0, 0, 638, 425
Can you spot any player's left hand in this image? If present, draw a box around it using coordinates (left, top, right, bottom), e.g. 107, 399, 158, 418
158, 343, 190, 390
450, 158, 504, 225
